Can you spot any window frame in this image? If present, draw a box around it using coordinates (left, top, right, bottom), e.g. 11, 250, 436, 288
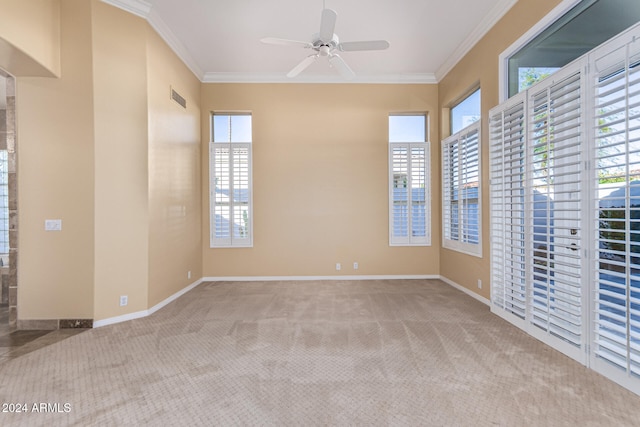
442, 120, 482, 257
388, 113, 431, 247
209, 112, 254, 248
498, 0, 582, 102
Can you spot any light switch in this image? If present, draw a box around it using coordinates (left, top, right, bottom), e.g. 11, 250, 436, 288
45, 219, 62, 231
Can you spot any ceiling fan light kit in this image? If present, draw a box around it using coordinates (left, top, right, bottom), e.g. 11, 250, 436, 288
261, 8, 389, 79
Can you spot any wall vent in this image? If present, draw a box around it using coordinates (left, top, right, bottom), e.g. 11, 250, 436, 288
170, 87, 186, 109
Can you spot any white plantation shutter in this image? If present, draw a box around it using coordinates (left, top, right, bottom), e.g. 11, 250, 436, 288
442, 121, 481, 256
591, 29, 640, 387
490, 94, 527, 321
526, 67, 586, 358
389, 143, 430, 245
211, 143, 252, 247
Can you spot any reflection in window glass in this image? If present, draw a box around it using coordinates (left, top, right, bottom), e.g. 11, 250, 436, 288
451, 89, 480, 134
507, 0, 640, 97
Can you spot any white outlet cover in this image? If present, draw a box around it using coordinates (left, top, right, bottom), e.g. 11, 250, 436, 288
45, 219, 62, 231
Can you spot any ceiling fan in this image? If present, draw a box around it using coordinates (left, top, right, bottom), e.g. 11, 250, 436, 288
260, 8, 390, 79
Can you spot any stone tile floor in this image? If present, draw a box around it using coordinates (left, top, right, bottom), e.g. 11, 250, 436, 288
0, 306, 86, 364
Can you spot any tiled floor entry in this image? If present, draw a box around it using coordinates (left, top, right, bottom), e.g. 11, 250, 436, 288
0, 306, 85, 363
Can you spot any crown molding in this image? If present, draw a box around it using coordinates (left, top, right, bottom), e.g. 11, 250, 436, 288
202, 72, 437, 84
146, 8, 204, 80
100, 0, 151, 19
435, 0, 518, 81
102, 0, 204, 80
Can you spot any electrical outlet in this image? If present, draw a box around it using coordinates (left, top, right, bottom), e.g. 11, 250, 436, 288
44, 219, 62, 231
188, 271, 191, 279
478, 279, 482, 289
336, 263, 341, 271
120, 295, 128, 307
353, 262, 359, 270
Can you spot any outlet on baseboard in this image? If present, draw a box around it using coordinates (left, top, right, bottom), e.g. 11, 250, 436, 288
119, 295, 128, 307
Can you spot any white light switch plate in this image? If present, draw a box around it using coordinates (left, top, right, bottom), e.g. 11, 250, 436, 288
45, 219, 62, 231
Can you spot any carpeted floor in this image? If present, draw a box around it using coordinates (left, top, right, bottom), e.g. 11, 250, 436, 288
0, 279, 639, 426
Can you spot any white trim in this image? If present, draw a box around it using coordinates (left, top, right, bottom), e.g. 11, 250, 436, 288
439, 276, 490, 306
436, 0, 518, 81
93, 279, 204, 328
497, 0, 581, 102
92, 275, 490, 328
147, 8, 204, 80
202, 72, 437, 84
203, 275, 440, 282
100, 0, 151, 19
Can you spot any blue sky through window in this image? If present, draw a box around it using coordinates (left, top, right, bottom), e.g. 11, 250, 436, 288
213, 114, 252, 143
389, 115, 426, 142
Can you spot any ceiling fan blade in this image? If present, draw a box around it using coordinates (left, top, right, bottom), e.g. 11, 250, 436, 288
319, 8, 337, 43
329, 54, 355, 80
287, 55, 318, 78
338, 40, 390, 52
260, 38, 312, 48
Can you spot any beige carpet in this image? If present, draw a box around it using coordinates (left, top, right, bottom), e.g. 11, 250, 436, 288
0, 279, 638, 426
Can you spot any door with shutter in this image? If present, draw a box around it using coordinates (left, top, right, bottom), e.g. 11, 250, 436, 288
526, 66, 587, 362
590, 29, 640, 392
490, 63, 588, 363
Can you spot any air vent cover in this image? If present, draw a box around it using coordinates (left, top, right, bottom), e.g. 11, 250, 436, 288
171, 87, 186, 108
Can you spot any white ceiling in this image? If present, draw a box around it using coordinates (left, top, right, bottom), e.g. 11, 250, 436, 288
103, 0, 518, 83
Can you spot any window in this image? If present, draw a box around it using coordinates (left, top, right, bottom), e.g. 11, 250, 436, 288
388, 114, 430, 246
442, 121, 481, 256
451, 89, 481, 135
210, 113, 253, 247
503, 0, 640, 99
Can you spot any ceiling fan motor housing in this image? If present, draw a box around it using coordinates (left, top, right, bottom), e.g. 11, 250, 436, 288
312, 33, 339, 55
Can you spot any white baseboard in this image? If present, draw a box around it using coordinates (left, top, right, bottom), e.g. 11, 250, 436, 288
202, 274, 440, 282
93, 275, 487, 328
93, 278, 204, 328
439, 275, 490, 306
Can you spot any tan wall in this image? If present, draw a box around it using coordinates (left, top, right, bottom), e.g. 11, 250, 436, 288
16, 0, 94, 319
146, 26, 202, 308
91, 1, 150, 320
201, 84, 440, 277
0, 0, 61, 77
438, 0, 564, 299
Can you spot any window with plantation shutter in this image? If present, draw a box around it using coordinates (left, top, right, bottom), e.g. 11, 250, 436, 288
442, 121, 481, 256
389, 114, 430, 246
210, 113, 253, 248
